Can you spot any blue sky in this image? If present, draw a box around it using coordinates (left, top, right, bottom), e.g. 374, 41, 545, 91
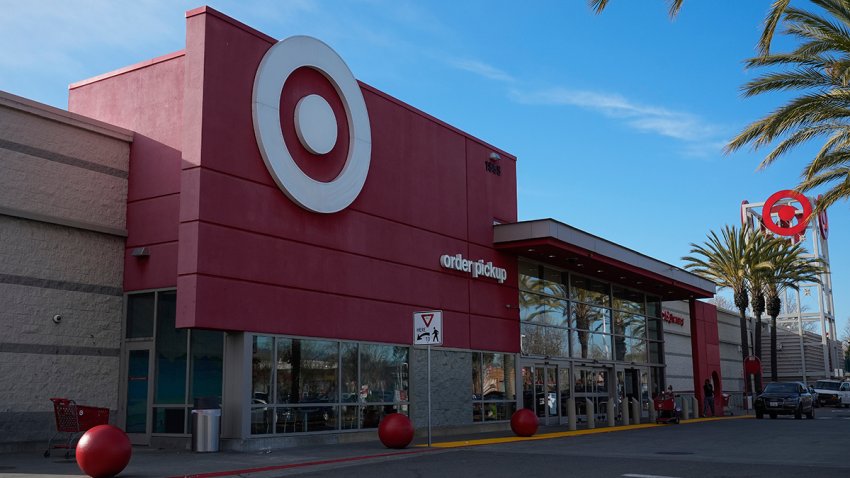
1, 1, 846, 336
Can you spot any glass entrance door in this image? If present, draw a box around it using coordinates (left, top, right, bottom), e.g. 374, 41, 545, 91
123, 343, 153, 444
575, 367, 610, 426
618, 366, 650, 422
521, 364, 567, 425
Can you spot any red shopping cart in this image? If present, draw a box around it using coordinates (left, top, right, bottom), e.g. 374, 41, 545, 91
653, 392, 680, 424
44, 398, 110, 458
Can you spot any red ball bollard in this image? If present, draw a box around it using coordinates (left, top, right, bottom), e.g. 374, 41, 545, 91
378, 413, 414, 449
510, 408, 538, 437
76, 425, 132, 478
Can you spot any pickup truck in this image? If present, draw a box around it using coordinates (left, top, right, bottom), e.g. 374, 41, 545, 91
812, 380, 850, 407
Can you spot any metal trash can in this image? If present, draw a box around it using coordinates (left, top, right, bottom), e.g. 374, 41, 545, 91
192, 397, 221, 453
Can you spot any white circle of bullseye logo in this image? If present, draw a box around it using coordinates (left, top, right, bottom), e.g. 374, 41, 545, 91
295, 94, 337, 155
252, 36, 371, 214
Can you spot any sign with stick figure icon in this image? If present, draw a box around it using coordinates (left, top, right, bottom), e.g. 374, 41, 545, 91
413, 311, 443, 345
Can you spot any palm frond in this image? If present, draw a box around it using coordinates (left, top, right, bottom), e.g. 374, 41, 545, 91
760, 0, 792, 55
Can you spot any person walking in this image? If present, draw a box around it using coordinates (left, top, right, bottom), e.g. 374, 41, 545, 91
703, 379, 715, 417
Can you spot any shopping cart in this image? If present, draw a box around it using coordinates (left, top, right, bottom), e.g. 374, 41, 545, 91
653, 393, 680, 424
44, 398, 110, 458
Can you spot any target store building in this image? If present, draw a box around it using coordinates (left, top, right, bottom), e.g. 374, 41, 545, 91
1, 7, 721, 451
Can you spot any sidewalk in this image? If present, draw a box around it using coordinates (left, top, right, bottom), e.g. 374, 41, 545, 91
0, 416, 746, 478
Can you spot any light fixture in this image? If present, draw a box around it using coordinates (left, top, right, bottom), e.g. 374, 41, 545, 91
489, 152, 502, 161
596, 269, 603, 273
131, 247, 150, 257
527, 248, 535, 252
548, 254, 556, 259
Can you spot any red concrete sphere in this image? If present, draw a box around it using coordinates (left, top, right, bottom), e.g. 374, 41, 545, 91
510, 408, 538, 437
378, 413, 414, 449
76, 425, 132, 478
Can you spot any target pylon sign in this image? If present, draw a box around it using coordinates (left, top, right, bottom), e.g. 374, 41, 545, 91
252, 36, 371, 214
761, 190, 812, 236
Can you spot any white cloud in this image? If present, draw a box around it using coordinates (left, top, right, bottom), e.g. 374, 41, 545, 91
449, 59, 515, 83
510, 87, 721, 142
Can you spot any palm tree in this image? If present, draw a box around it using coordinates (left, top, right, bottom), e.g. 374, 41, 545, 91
725, 0, 850, 213
762, 238, 825, 381
682, 225, 757, 366
746, 232, 775, 363
589, 0, 789, 55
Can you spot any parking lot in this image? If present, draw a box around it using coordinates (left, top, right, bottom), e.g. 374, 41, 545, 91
287, 409, 850, 478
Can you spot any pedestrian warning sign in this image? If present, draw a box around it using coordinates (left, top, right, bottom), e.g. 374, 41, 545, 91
413, 311, 442, 345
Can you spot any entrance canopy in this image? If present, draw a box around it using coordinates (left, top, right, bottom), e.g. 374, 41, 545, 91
494, 219, 715, 300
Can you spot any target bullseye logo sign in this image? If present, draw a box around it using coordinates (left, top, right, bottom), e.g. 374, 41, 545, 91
252, 36, 371, 214
762, 190, 812, 236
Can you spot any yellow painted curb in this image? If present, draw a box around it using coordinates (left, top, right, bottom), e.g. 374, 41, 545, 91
421, 414, 752, 449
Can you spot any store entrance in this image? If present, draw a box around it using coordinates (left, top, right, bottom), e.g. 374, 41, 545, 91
574, 367, 611, 426
521, 363, 569, 425
122, 342, 153, 445
617, 366, 650, 422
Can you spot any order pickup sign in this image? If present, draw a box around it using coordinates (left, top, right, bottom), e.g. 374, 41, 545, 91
413, 311, 443, 345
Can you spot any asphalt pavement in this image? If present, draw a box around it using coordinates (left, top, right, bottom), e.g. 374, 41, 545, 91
3, 409, 850, 478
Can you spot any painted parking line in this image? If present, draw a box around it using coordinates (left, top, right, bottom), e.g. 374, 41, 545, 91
425, 415, 750, 449
623, 474, 682, 478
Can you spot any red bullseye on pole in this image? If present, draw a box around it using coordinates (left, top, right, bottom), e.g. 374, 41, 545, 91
761, 190, 812, 236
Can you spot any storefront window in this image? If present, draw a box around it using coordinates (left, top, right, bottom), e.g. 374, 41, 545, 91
647, 317, 663, 341
572, 305, 610, 333
126, 293, 155, 339
648, 341, 663, 364
618, 313, 646, 338
472, 352, 516, 422
647, 296, 662, 318
613, 286, 645, 315
190, 330, 224, 401
570, 275, 610, 307
572, 332, 612, 360
127, 290, 224, 436
521, 323, 569, 357
341, 342, 358, 403
625, 338, 647, 363
252, 336, 273, 405
250, 336, 408, 435
154, 291, 186, 405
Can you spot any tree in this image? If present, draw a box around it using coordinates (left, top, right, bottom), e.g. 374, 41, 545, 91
763, 238, 824, 381
725, 0, 850, 213
746, 232, 775, 363
589, 0, 790, 55
682, 226, 758, 367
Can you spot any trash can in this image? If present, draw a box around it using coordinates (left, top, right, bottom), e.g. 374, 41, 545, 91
192, 397, 221, 453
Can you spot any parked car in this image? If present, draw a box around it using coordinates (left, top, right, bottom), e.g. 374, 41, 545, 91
812, 379, 850, 407
807, 385, 819, 408
755, 382, 815, 419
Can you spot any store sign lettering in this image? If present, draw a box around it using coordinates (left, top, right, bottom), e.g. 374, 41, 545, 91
440, 254, 507, 283
662, 310, 685, 326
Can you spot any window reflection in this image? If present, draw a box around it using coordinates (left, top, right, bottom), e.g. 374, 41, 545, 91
612, 286, 645, 314
570, 275, 610, 307
251, 337, 409, 435
572, 332, 612, 360
472, 352, 517, 422
572, 304, 610, 332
